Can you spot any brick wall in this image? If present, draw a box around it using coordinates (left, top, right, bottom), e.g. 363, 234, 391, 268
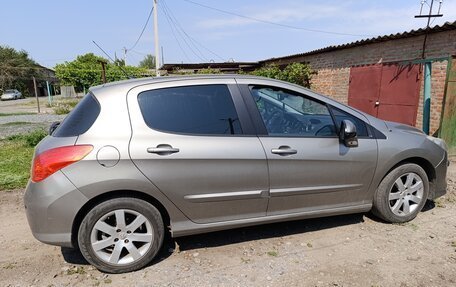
265, 30, 456, 133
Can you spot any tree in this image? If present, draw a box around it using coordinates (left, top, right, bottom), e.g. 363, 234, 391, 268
0, 45, 41, 95
250, 63, 314, 88
55, 53, 154, 92
138, 54, 156, 69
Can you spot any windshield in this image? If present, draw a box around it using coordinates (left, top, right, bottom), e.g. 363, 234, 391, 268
4, 90, 15, 93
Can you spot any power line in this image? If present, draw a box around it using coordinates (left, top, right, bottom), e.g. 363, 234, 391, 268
127, 6, 154, 51
162, 1, 207, 61
160, 2, 206, 61
181, 0, 374, 37
162, 0, 225, 61
158, 5, 192, 62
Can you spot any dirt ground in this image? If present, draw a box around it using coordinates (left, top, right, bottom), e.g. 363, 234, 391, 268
1, 159, 455, 287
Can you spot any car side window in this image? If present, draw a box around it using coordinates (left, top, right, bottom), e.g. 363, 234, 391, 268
138, 85, 242, 135
329, 106, 369, 137
249, 86, 337, 137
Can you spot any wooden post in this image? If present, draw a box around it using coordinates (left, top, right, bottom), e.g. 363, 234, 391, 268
33, 76, 40, 113
99, 60, 107, 83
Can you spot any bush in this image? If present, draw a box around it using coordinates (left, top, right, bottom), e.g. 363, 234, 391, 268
250, 63, 314, 88
7, 128, 47, 147
49, 98, 80, 115
24, 129, 47, 146
53, 103, 72, 115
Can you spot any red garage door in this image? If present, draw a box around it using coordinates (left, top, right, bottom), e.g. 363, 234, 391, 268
348, 63, 421, 126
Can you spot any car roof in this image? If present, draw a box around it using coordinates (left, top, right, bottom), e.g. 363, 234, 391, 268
88, 74, 379, 126
89, 74, 287, 94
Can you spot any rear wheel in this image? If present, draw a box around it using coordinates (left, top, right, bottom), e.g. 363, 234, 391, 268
372, 163, 429, 223
78, 198, 164, 273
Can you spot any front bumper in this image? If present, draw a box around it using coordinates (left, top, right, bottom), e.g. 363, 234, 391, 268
428, 151, 448, 200
24, 171, 88, 248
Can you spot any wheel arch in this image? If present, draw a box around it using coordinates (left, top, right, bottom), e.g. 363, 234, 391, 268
377, 157, 436, 194
71, 190, 171, 249
383, 157, 436, 185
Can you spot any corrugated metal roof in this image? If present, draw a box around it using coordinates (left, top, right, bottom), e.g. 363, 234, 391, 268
261, 21, 456, 63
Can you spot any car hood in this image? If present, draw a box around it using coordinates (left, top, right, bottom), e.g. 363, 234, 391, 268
384, 121, 425, 135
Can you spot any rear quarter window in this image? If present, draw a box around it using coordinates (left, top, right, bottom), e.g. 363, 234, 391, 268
137, 85, 242, 135
53, 93, 100, 137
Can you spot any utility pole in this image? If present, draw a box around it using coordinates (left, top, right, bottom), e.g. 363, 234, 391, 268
414, 0, 444, 135
33, 76, 40, 113
415, 0, 443, 59
153, 0, 161, 76
122, 47, 128, 66
161, 46, 164, 65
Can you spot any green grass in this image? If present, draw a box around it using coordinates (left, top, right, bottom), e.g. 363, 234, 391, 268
267, 250, 278, 257
0, 140, 34, 190
0, 129, 47, 190
0, 112, 35, 117
66, 266, 86, 275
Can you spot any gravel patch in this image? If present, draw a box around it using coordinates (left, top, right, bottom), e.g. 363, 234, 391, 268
0, 114, 66, 139
0, 114, 65, 125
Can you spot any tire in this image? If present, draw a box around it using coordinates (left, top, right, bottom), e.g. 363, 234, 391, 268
78, 197, 164, 273
372, 163, 429, 223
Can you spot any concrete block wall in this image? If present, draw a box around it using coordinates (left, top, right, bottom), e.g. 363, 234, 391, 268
266, 30, 456, 134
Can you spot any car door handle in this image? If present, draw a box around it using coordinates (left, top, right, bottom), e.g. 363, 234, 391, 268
147, 145, 180, 155
271, 146, 297, 156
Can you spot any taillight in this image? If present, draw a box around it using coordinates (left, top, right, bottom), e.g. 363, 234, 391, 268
32, 145, 93, 182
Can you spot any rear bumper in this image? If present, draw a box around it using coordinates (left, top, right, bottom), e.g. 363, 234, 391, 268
24, 171, 88, 248
428, 151, 448, 200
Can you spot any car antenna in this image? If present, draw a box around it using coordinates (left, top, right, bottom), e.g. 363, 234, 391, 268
92, 40, 134, 79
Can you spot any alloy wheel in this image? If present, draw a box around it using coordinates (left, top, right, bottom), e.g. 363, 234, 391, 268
388, 172, 424, 216
90, 209, 154, 265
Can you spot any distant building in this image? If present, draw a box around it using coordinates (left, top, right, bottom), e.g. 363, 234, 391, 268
25, 65, 59, 97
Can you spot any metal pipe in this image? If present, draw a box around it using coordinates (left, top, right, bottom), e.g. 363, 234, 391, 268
46, 81, 52, 105
423, 62, 432, 134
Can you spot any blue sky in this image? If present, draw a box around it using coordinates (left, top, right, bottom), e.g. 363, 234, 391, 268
1, 0, 455, 68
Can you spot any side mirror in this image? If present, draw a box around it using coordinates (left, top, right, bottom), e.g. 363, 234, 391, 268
49, 121, 60, 135
339, 119, 358, 147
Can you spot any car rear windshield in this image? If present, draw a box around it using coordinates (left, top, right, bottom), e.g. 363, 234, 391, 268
53, 93, 100, 137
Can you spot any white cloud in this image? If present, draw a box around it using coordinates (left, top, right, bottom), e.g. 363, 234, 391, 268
196, 1, 456, 38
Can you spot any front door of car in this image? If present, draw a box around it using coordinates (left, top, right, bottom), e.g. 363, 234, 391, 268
238, 82, 378, 216
128, 79, 269, 224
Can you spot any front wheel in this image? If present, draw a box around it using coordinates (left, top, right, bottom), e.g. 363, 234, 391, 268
78, 198, 164, 273
372, 163, 429, 223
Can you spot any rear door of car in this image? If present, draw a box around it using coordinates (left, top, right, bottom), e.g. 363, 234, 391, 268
128, 78, 269, 224
236, 78, 378, 216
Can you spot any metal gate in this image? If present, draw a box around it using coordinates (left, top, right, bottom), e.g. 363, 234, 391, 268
440, 56, 456, 149
348, 63, 422, 126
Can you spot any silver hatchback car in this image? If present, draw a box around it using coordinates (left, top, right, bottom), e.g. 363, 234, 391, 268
25, 75, 448, 273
